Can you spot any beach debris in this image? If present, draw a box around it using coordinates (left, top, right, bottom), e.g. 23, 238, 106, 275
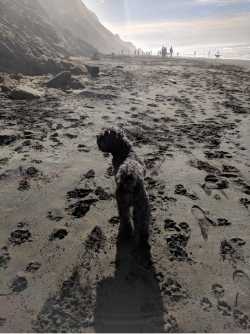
10, 86, 42, 100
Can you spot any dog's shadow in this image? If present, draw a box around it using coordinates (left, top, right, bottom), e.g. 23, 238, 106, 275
94, 234, 165, 333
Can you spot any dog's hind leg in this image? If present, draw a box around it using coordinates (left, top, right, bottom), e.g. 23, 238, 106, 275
133, 186, 151, 248
116, 188, 133, 240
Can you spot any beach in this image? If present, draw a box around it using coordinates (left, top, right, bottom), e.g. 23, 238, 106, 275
0, 55, 250, 332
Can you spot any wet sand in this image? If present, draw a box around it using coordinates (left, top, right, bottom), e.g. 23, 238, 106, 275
0, 56, 250, 332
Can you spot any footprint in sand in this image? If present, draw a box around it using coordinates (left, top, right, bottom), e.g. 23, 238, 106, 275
25, 261, 41, 273
47, 209, 64, 222
240, 198, 250, 209
163, 315, 179, 332
220, 238, 246, 264
175, 184, 198, 200
0, 318, 6, 327
85, 226, 106, 253
212, 284, 225, 299
77, 144, 90, 153
108, 216, 120, 225
233, 309, 250, 330
68, 200, 95, 219
233, 270, 250, 307
161, 277, 188, 302
217, 300, 232, 317
66, 175, 103, 218
202, 175, 229, 199
164, 220, 191, 262
67, 188, 93, 200
18, 178, 30, 191
216, 218, 231, 226
9, 227, 32, 246
200, 297, 213, 312
11, 275, 28, 293
49, 229, 68, 241
233, 270, 250, 290
191, 205, 215, 240
204, 150, 232, 159
222, 164, 240, 174
0, 246, 11, 269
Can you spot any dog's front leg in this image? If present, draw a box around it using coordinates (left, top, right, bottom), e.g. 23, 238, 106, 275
116, 187, 132, 240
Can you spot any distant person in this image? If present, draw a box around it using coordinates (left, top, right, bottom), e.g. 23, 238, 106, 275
215, 51, 221, 58
194, 51, 197, 57
170, 46, 173, 57
162, 46, 167, 57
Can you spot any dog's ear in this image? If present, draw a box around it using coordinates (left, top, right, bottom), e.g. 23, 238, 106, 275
103, 128, 114, 137
114, 127, 125, 139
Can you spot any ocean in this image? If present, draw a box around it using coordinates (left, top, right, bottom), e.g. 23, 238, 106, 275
174, 43, 250, 60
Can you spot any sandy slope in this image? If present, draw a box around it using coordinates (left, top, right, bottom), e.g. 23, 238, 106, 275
0, 56, 250, 333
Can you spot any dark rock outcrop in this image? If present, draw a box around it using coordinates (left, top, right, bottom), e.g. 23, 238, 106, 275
46, 71, 72, 89
86, 65, 100, 77
46, 71, 85, 90
0, 0, 135, 74
39, 0, 135, 55
0, 134, 17, 146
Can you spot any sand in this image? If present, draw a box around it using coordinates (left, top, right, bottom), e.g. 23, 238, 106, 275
0, 56, 250, 333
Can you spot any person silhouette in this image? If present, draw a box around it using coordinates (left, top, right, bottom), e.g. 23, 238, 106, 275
162, 46, 167, 57
170, 46, 173, 57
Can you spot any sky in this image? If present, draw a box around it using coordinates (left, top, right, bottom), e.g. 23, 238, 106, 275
83, 0, 250, 54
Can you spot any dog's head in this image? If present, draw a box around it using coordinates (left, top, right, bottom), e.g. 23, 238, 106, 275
97, 127, 131, 154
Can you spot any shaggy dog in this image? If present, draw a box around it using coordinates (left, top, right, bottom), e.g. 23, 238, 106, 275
97, 127, 151, 247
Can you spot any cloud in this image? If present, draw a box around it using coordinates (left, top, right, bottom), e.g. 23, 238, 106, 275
193, 0, 250, 4
104, 13, 250, 49
83, 0, 250, 50
195, 0, 250, 2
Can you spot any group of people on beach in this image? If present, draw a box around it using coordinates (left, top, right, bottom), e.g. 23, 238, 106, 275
160, 45, 174, 57
132, 45, 174, 57
119, 45, 222, 58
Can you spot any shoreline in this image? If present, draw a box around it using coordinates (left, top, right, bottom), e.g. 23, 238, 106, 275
180, 56, 250, 69
104, 54, 250, 70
